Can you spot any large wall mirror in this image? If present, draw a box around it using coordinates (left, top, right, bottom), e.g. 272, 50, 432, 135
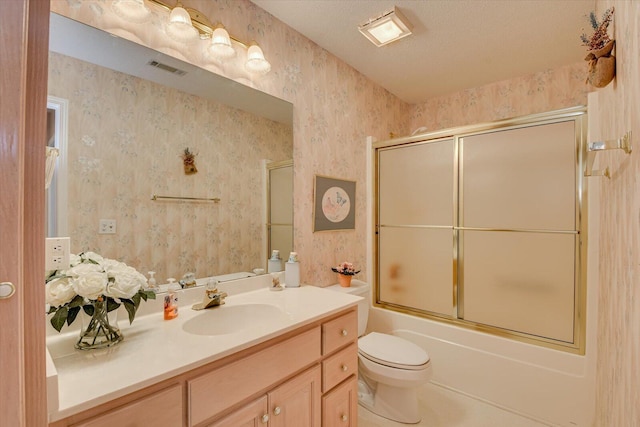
47, 13, 294, 284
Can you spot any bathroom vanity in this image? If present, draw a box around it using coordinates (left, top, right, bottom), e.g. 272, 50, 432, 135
47, 285, 360, 427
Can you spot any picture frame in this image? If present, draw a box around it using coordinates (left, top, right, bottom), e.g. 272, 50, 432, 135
313, 175, 356, 232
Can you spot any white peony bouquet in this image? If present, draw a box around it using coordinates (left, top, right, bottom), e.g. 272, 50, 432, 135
45, 252, 155, 332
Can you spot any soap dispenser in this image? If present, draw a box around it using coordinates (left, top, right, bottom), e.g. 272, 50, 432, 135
164, 278, 179, 320
285, 252, 300, 288
147, 271, 157, 291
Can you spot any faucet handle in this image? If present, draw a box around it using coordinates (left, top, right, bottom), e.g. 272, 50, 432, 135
206, 278, 220, 290
180, 272, 197, 288
206, 287, 227, 300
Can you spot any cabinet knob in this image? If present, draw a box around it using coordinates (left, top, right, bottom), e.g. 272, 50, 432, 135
261, 414, 269, 423
341, 364, 348, 372
341, 329, 348, 336
273, 406, 281, 416
341, 414, 348, 422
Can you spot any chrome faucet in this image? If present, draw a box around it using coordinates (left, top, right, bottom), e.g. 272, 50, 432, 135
191, 280, 228, 310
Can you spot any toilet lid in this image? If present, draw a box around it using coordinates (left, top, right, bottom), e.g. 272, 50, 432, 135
358, 332, 430, 369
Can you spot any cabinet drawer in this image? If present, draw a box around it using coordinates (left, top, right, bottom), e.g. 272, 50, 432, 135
189, 326, 320, 426
322, 310, 357, 355
322, 375, 358, 427
322, 343, 357, 393
71, 384, 182, 427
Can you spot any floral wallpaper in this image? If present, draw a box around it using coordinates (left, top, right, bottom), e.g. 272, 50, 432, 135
409, 62, 588, 133
48, 52, 292, 282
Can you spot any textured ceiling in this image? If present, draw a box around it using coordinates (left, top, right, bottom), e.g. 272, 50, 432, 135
251, 0, 596, 104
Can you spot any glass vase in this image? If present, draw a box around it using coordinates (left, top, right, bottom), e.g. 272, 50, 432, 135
75, 299, 123, 350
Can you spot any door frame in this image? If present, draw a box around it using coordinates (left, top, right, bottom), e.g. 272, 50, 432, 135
0, 0, 50, 425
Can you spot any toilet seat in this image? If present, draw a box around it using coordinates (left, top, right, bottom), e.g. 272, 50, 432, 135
358, 332, 430, 371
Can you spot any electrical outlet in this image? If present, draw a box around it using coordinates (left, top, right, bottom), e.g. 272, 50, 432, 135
99, 219, 116, 234
45, 237, 70, 271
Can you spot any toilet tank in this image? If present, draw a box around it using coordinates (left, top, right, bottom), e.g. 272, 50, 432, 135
326, 280, 370, 336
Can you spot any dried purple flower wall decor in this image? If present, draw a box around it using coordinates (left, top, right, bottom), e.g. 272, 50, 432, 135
581, 7, 616, 88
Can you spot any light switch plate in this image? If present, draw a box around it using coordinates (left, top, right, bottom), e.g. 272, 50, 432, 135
45, 237, 70, 271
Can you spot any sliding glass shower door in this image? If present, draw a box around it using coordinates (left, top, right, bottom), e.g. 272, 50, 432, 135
459, 122, 578, 343
377, 138, 455, 317
375, 109, 586, 351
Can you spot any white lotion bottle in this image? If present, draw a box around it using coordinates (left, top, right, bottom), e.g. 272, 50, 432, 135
285, 252, 300, 288
268, 250, 282, 273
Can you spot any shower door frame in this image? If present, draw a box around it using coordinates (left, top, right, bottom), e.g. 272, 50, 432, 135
373, 106, 588, 354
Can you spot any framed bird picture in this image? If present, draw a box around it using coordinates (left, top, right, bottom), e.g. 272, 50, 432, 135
313, 175, 356, 232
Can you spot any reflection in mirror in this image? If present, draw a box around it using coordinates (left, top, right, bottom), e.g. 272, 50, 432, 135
46, 96, 69, 238
47, 14, 293, 284
267, 160, 294, 262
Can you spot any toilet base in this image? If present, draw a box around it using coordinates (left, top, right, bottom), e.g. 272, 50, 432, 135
358, 378, 421, 424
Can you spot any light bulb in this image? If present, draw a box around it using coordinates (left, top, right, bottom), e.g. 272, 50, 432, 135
208, 27, 235, 59
166, 5, 199, 42
111, 0, 151, 23
245, 44, 271, 74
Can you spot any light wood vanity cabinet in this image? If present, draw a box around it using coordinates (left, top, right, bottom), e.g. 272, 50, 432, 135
50, 307, 358, 427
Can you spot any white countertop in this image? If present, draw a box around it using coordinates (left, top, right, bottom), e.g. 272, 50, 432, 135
46, 284, 361, 422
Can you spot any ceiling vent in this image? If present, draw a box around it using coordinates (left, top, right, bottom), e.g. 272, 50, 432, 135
358, 6, 413, 47
147, 60, 187, 76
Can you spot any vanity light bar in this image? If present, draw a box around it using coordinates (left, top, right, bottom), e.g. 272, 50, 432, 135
114, 0, 271, 74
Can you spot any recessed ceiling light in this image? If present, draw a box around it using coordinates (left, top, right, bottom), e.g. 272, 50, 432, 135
358, 6, 413, 47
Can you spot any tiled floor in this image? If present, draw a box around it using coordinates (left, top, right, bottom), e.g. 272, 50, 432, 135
358, 382, 551, 427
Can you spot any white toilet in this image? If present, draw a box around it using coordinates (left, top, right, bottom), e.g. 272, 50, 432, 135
328, 280, 432, 424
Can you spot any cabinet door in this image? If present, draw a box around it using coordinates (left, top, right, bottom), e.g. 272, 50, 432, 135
269, 365, 321, 427
322, 376, 357, 427
207, 396, 268, 427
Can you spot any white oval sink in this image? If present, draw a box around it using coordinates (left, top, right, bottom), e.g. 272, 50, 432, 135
182, 304, 287, 336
